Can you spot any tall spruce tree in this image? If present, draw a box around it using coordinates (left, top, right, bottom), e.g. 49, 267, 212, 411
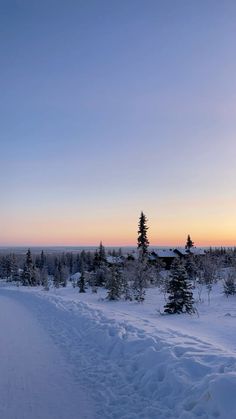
98, 241, 106, 263
185, 234, 194, 251
21, 249, 34, 286
137, 211, 149, 259
164, 258, 195, 314
93, 242, 107, 286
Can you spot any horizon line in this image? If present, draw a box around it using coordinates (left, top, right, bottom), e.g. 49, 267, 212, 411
0, 243, 235, 249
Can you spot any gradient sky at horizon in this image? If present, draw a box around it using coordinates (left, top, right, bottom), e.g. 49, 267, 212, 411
1, 0, 236, 247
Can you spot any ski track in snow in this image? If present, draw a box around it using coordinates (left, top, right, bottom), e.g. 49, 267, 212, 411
0, 292, 93, 419
1, 287, 236, 419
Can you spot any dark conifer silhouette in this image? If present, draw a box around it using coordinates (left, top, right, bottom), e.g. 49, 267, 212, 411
164, 258, 195, 314
185, 234, 194, 251
137, 212, 149, 259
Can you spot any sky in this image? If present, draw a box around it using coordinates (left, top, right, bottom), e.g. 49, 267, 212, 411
1, 0, 236, 247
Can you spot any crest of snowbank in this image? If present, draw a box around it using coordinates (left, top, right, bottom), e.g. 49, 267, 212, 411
2, 285, 236, 419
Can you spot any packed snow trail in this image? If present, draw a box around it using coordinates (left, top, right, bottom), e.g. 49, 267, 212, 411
1, 287, 236, 419
0, 292, 93, 419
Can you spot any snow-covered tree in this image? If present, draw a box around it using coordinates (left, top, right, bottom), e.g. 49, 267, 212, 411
164, 259, 195, 314
40, 250, 46, 271
132, 261, 147, 302
78, 267, 86, 293
61, 264, 69, 287
185, 255, 198, 285
3, 255, 13, 281
200, 254, 217, 303
21, 249, 34, 286
223, 272, 236, 297
53, 262, 68, 288
32, 265, 41, 286
122, 260, 136, 301
53, 267, 60, 288
106, 265, 122, 301
120, 268, 132, 301
9, 254, 19, 282
92, 242, 107, 286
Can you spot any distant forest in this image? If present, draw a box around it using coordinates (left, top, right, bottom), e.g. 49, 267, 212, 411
1, 212, 236, 314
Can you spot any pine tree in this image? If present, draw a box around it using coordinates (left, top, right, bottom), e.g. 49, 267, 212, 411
4, 255, 12, 281
21, 249, 34, 286
185, 234, 194, 251
53, 264, 61, 288
11, 254, 19, 282
78, 265, 86, 293
63, 266, 69, 287
93, 242, 107, 286
164, 258, 195, 314
40, 250, 46, 271
201, 254, 216, 303
137, 212, 149, 259
121, 270, 132, 301
106, 265, 121, 301
98, 241, 106, 264
31, 265, 40, 286
185, 254, 198, 284
53, 261, 68, 288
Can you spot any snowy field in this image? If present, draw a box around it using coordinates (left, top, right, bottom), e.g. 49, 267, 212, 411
0, 282, 236, 419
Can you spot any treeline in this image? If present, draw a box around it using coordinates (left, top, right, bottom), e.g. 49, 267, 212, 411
1, 212, 236, 314
0, 244, 122, 289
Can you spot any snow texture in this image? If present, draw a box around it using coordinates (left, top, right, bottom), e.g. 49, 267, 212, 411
0, 283, 236, 419
0, 291, 93, 419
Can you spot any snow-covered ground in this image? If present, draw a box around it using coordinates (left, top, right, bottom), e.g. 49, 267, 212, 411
0, 291, 94, 419
1, 282, 236, 419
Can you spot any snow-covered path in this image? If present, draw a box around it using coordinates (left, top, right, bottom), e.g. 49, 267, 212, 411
1, 286, 236, 419
0, 292, 93, 419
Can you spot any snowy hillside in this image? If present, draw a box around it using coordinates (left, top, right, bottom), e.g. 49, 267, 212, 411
1, 282, 236, 419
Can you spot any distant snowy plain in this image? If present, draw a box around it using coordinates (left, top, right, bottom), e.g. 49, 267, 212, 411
0, 282, 236, 419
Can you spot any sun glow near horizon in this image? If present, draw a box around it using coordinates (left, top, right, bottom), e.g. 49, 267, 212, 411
1, 209, 236, 248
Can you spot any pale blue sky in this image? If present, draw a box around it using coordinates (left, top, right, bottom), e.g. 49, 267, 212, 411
1, 1, 236, 246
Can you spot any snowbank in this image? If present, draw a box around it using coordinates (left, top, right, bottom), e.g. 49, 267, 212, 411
1, 284, 236, 418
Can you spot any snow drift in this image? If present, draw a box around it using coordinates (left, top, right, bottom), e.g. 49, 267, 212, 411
1, 286, 236, 419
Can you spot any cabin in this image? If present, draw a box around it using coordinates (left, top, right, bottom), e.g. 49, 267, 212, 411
106, 255, 123, 265
173, 248, 205, 258
150, 249, 179, 269
152, 247, 206, 269
173, 248, 189, 258
188, 247, 206, 256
